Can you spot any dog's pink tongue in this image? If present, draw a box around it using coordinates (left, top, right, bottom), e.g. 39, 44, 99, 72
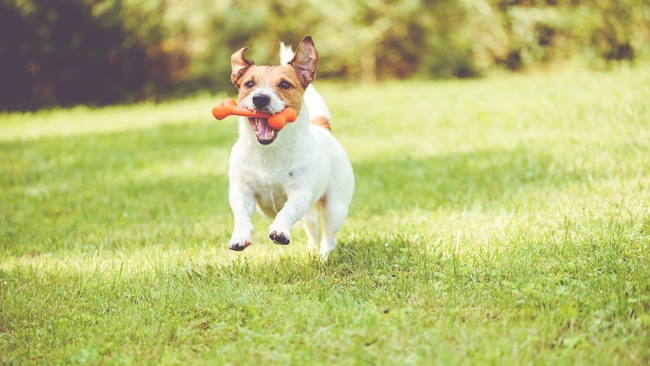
257, 118, 273, 140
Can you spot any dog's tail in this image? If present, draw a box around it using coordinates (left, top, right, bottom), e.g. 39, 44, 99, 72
279, 42, 295, 66
280, 42, 332, 131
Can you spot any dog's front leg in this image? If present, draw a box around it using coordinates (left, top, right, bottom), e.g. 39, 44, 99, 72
228, 183, 256, 251
268, 189, 312, 245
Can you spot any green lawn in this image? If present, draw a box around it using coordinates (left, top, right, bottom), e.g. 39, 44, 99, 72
1, 67, 649, 365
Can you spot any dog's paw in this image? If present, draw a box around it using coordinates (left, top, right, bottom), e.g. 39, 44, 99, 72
229, 224, 254, 251
268, 228, 291, 245
319, 238, 336, 260
307, 240, 319, 251
320, 247, 332, 260
229, 238, 251, 251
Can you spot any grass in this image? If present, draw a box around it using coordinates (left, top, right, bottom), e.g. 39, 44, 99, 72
1, 66, 649, 365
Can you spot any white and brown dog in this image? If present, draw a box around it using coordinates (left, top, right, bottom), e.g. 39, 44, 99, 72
227, 36, 354, 258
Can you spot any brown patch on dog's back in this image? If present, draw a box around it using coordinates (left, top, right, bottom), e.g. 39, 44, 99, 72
236, 65, 305, 113
310, 115, 331, 131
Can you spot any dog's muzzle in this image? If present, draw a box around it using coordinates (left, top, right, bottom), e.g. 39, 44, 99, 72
252, 94, 271, 109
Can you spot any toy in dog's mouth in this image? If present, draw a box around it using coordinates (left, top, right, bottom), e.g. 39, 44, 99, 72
249, 118, 278, 145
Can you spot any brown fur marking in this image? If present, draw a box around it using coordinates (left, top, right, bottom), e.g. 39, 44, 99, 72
231, 48, 254, 84
310, 115, 331, 131
236, 65, 305, 113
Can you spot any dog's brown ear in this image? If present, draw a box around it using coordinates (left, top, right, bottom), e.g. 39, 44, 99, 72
231, 48, 255, 85
289, 36, 318, 88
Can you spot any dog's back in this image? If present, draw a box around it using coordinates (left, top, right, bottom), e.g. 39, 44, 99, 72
280, 43, 331, 131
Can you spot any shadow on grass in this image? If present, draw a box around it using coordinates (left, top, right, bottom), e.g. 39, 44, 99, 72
0, 121, 234, 254
353, 148, 598, 213
217, 234, 441, 284
0, 120, 620, 256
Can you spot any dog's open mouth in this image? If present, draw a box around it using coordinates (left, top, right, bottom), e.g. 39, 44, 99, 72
249, 118, 278, 145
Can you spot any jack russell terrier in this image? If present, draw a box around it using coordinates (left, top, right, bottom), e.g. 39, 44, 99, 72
226, 36, 355, 258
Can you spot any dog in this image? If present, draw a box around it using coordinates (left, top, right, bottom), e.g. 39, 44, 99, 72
226, 36, 355, 258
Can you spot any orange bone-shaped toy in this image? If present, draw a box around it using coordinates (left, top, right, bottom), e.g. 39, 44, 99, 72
212, 98, 297, 130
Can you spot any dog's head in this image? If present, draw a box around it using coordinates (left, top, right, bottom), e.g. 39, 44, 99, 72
230, 36, 318, 145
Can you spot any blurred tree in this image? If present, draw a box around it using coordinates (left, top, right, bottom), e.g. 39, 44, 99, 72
1, 0, 648, 110
0, 0, 186, 111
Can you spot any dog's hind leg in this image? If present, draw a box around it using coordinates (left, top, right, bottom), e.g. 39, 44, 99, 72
302, 206, 320, 251
319, 199, 349, 259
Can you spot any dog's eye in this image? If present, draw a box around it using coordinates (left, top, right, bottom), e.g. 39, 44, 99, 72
244, 80, 255, 89
278, 81, 292, 89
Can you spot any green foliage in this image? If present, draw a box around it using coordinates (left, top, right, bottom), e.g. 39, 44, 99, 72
1, 68, 650, 363
465, 0, 650, 71
2, 0, 649, 109
0, 0, 186, 111
178, 0, 650, 84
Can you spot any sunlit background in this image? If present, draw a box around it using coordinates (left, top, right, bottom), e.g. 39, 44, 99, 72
1, 0, 649, 111
2, 1, 650, 363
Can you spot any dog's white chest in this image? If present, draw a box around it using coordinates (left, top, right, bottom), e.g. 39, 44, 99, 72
254, 183, 288, 218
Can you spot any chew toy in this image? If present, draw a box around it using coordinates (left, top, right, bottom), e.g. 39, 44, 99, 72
212, 98, 297, 130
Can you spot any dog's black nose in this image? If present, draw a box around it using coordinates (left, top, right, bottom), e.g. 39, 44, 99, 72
252, 94, 270, 109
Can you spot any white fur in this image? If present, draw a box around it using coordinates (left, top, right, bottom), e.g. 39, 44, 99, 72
279, 42, 294, 65
227, 44, 354, 258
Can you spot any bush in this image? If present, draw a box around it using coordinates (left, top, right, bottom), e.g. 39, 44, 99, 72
0, 0, 187, 111
2, 0, 649, 110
